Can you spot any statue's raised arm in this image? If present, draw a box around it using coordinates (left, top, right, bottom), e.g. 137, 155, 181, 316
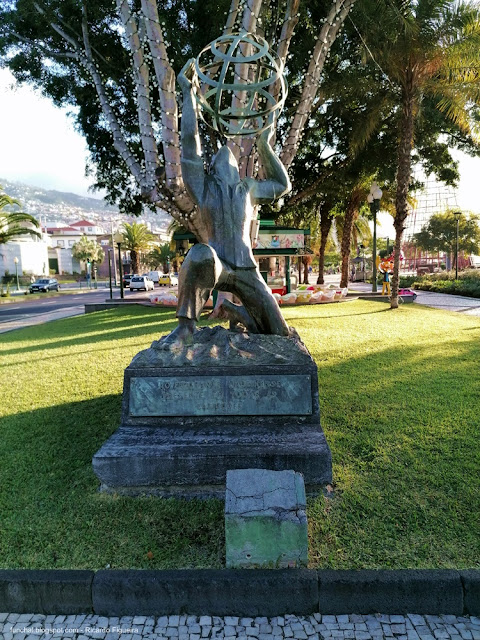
246, 119, 292, 204
178, 59, 205, 206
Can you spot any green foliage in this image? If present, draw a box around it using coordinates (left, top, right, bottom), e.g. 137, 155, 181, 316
413, 268, 480, 296
0, 185, 41, 245
0, 283, 11, 297
414, 211, 480, 257
0, 303, 479, 569
71, 235, 105, 268
323, 252, 341, 267
148, 243, 175, 271
121, 222, 155, 274
121, 222, 154, 251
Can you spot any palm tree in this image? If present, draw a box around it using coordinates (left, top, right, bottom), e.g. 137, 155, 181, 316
358, 0, 480, 307
71, 235, 105, 276
0, 187, 41, 245
332, 180, 374, 288
121, 222, 154, 274
148, 243, 175, 274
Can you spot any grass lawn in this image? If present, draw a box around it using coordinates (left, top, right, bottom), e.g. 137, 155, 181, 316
0, 300, 478, 570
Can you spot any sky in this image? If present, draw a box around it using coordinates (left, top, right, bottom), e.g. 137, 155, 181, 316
1, 67, 480, 232
0, 68, 97, 198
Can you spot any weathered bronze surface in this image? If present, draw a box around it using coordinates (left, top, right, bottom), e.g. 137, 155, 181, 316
129, 374, 312, 417
160, 55, 291, 347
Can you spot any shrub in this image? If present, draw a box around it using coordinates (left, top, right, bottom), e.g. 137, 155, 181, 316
399, 275, 418, 287
413, 275, 480, 297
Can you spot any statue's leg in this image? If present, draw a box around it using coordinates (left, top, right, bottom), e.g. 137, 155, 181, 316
176, 243, 222, 320
230, 268, 289, 336
159, 244, 222, 347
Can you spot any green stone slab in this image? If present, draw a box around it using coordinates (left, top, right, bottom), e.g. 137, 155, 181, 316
129, 374, 312, 417
225, 515, 308, 569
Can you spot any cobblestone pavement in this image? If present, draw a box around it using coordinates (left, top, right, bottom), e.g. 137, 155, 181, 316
1, 613, 479, 640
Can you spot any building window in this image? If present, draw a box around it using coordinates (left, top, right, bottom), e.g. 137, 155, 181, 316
88, 227, 93, 232
68, 240, 75, 247
57, 240, 64, 247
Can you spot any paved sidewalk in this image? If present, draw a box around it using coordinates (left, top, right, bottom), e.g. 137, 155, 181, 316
411, 290, 480, 315
1, 612, 479, 639
0, 305, 85, 334
341, 280, 480, 316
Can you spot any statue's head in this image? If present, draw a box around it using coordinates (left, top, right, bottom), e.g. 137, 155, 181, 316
209, 146, 240, 183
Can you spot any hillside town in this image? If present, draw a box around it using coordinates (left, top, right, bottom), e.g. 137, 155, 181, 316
0, 178, 171, 281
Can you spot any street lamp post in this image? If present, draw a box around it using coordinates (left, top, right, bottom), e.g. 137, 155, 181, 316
13, 257, 20, 291
114, 232, 124, 299
367, 182, 383, 293
110, 220, 118, 286
454, 211, 462, 279
108, 249, 113, 300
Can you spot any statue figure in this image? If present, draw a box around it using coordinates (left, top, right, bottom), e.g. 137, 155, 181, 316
161, 57, 291, 347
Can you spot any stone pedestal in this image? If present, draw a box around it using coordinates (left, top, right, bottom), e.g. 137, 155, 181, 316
92, 327, 332, 497
225, 469, 308, 568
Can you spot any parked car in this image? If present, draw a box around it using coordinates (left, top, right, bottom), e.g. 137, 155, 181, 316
148, 270, 162, 285
158, 273, 178, 286
122, 273, 133, 287
29, 278, 59, 293
130, 275, 154, 292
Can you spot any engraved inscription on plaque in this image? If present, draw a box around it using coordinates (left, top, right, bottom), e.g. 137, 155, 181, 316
129, 375, 312, 417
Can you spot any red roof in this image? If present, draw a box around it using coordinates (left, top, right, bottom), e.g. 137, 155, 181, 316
71, 219, 96, 227
47, 226, 80, 233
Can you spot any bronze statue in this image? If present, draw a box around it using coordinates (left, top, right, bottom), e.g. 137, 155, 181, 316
161, 56, 291, 347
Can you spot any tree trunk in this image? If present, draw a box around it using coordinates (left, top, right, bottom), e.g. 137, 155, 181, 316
303, 256, 310, 284
317, 208, 333, 285
340, 190, 361, 288
131, 250, 139, 274
298, 257, 303, 284
391, 76, 416, 309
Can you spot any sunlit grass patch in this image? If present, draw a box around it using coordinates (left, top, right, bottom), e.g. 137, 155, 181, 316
0, 301, 478, 569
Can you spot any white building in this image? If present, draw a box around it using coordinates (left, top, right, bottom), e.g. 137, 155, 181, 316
0, 234, 49, 279
46, 225, 84, 274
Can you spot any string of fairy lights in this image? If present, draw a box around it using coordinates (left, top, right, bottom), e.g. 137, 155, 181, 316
37, 0, 354, 222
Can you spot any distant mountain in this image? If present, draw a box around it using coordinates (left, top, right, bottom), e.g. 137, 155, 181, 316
0, 178, 171, 231
1, 178, 115, 212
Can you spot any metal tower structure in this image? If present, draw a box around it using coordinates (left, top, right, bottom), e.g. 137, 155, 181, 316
404, 174, 459, 241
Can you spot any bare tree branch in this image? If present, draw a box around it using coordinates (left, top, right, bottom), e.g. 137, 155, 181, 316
140, 0, 184, 192
280, 0, 357, 170
236, 0, 264, 175
34, 2, 145, 187
13, 32, 78, 59
116, 0, 159, 192
223, 0, 241, 34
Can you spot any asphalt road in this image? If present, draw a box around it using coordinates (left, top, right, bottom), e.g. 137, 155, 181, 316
0, 288, 149, 333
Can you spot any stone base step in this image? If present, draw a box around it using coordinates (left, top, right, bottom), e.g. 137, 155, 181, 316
92, 425, 332, 498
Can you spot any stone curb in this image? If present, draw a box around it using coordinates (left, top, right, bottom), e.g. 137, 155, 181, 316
0, 570, 479, 616
0, 570, 93, 614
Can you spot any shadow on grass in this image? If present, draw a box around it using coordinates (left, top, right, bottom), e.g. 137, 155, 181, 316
0, 307, 179, 358
308, 330, 480, 569
0, 394, 224, 570
0, 304, 479, 570
286, 307, 391, 321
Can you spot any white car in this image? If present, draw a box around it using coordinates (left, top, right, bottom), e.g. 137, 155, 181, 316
130, 275, 154, 292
